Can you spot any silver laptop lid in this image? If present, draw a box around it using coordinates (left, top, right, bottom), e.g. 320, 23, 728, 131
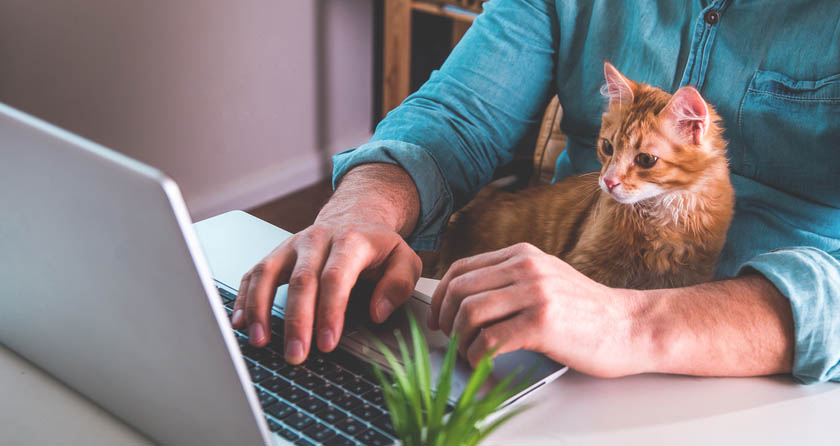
0, 103, 270, 445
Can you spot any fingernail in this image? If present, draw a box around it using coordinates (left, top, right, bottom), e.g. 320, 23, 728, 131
376, 299, 395, 322
286, 338, 304, 362
231, 309, 243, 326
248, 322, 265, 344
318, 328, 335, 351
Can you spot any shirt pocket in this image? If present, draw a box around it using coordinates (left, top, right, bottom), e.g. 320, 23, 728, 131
737, 69, 840, 208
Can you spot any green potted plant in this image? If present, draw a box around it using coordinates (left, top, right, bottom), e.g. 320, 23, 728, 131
370, 312, 530, 446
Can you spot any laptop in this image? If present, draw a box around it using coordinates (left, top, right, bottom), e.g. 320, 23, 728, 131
0, 102, 567, 445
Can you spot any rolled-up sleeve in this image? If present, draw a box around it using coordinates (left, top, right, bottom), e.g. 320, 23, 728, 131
738, 247, 840, 384
332, 0, 559, 251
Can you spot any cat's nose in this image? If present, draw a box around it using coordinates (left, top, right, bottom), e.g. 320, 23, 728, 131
604, 177, 621, 192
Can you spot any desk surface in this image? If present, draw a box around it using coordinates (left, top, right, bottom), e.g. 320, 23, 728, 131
4, 340, 839, 445
3, 210, 838, 445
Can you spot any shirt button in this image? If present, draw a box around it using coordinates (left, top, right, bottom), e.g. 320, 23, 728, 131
704, 10, 720, 25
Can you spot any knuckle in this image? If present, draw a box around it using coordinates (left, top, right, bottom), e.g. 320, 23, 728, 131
300, 225, 328, 245
516, 255, 540, 274
460, 297, 480, 322
250, 261, 270, 277
283, 317, 311, 335
289, 269, 317, 292
478, 330, 497, 351
450, 257, 470, 273
512, 242, 534, 253
320, 265, 345, 285
447, 276, 468, 295
390, 276, 414, 294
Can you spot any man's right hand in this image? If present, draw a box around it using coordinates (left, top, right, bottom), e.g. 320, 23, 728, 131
230, 164, 423, 364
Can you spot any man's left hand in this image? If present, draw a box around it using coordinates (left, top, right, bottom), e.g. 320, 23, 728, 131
428, 242, 649, 377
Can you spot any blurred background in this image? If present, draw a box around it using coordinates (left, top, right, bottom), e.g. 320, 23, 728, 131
0, 0, 493, 227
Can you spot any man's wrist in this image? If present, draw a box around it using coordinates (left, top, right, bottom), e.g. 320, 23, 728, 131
620, 288, 672, 375
620, 277, 795, 377
321, 163, 421, 237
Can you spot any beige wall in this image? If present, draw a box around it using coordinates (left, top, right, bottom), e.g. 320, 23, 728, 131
0, 0, 373, 220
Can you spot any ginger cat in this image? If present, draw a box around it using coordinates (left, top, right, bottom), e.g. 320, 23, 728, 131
432, 62, 734, 289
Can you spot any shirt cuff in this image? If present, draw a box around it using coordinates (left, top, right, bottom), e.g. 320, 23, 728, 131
738, 247, 840, 384
331, 140, 454, 251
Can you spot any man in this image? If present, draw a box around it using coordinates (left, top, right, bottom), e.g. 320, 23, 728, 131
232, 0, 840, 383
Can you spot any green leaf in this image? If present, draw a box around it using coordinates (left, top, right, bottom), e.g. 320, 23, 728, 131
428, 335, 458, 444
368, 308, 534, 446
408, 312, 433, 423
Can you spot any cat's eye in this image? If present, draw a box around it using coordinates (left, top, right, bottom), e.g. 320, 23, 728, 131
635, 153, 659, 168
601, 139, 613, 156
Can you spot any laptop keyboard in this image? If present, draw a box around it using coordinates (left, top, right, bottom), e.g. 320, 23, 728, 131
217, 285, 397, 446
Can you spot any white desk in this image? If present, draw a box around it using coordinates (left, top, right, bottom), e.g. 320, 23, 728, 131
4, 342, 839, 445
3, 211, 838, 445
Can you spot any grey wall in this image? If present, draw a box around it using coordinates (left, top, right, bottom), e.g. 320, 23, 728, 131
0, 0, 373, 220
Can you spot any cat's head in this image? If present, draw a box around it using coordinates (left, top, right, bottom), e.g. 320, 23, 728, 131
596, 61, 727, 205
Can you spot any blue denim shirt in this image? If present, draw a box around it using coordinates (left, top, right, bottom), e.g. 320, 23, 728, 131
333, 0, 840, 383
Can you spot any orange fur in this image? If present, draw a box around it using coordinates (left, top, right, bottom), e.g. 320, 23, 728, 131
431, 63, 734, 289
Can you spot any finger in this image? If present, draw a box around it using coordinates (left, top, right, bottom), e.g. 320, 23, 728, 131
437, 257, 519, 336
451, 287, 530, 357
466, 315, 536, 367
315, 232, 378, 352
244, 245, 295, 347
231, 272, 252, 329
429, 244, 521, 330
370, 242, 422, 323
283, 234, 331, 364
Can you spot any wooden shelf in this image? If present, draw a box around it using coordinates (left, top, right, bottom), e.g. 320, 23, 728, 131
382, 0, 479, 118
411, 2, 477, 23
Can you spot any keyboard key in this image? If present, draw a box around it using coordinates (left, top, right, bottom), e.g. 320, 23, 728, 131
313, 384, 342, 400
278, 427, 299, 441
266, 417, 282, 432
317, 405, 347, 425
279, 386, 309, 404
324, 434, 358, 446
351, 404, 383, 422
217, 287, 236, 303
344, 377, 374, 395
298, 375, 326, 390
335, 393, 363, 411
294, 439, 316, 446
362, 389, 385, 407
258, 353, 287, 372
372, 415, 396, 437
280, 366, 310, 382
298, 395, 326, 414
258, 390, 277, 407
304, 422, 336, 442
265, 401, 295, 420
248, 364, 271, 383
284, 412, 315, 431
305, 356, 338, 374
326, 370, 355, 387
356, 428, 392, 446
336, 417, 366, 437
263, 376, 291, 394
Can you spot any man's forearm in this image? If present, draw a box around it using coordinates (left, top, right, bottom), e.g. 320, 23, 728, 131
632, 275, 795, 377
320, 163, 420, 238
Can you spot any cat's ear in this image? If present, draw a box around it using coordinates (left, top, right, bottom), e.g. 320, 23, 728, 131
660, 86, 710, 145
603, 61, 635, 108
